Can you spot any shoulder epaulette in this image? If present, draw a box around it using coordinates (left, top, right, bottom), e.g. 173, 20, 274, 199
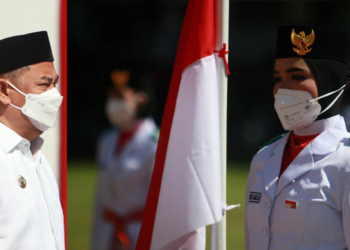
259, 134, 285, 150
151, 128, 160, 141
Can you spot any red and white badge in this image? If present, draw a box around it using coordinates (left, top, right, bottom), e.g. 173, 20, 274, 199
285, 200, 297, 209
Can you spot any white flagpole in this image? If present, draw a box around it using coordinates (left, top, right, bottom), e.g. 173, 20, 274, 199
211, 0, 230, 249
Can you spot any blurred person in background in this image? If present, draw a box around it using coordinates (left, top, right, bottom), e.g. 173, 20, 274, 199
92, 68, 158, 250
245, 25, 350, 249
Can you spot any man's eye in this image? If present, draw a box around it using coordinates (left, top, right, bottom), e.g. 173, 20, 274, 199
39, 83, 49, 87
292, 75, 306, 81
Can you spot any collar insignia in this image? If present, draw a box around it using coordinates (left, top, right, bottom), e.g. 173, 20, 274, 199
291, 28, 315, 56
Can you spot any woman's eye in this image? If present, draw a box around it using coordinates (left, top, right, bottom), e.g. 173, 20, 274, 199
292, 75, 306, 81
274, 77, 281, 84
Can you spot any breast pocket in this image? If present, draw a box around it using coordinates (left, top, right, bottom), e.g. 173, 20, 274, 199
269, 197, 310, 241
302, 201, 343, 246
0, 178, 27, 237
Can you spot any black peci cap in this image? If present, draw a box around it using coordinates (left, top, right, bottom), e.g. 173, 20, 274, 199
0, 31, 54, 75
275, 25, 350, 67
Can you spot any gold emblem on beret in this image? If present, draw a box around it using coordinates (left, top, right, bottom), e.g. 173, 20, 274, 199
17, 175, 26, 189
291, 29, 315, 55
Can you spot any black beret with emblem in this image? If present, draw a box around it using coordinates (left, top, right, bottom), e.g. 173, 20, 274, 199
275, 25, 350, 67
0, 31, 54, 75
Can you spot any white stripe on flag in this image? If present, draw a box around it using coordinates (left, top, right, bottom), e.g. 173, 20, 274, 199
151, 54, 222, 249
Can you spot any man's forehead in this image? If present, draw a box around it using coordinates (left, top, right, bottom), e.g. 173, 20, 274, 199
29, 62, 57, 76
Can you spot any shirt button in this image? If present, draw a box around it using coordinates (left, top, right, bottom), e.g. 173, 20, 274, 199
266, 200, 272, 208
263, 228, 269, 236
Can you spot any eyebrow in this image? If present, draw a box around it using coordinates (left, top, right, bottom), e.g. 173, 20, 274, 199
274, 68, 307, 74
40, 75, 60, 83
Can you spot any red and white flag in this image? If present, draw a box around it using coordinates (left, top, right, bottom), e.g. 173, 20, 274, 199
136, 0, 223, 249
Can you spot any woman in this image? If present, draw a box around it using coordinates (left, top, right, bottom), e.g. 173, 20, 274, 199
245, 25, 350, 249
92, 69, 158, 250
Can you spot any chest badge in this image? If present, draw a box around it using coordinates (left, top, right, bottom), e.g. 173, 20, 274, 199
249, 192, 262, 203
17, 175, 26, 189
285, 200, 297, 209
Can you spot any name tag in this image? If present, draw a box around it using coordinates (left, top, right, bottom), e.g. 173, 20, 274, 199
249, 192, 262, 203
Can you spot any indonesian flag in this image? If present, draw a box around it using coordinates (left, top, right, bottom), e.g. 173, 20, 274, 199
0, 0, 67, 248
136, 0, 223, 249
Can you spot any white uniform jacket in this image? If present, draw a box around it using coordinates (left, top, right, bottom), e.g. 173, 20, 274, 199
245, 115, 350, 250
92, 118, 158, 250
0, 122, 64, 250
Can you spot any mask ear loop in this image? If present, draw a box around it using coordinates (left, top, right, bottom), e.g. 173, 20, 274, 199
5, 80, 27, 110
5, 80, 27, 96
308, 84, 347, 115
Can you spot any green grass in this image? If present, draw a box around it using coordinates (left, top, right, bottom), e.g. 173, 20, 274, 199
68, 160, 249, 250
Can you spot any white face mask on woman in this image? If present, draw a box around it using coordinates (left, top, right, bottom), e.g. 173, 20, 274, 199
105, 95, 140, 130
274, 84, 347, 130
7, 80, 63, 132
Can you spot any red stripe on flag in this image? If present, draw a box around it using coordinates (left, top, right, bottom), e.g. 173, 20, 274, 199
60, 0, 67, 248
135, 0, 214, 249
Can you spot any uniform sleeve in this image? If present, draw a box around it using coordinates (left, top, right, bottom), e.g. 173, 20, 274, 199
245, 161, 255, 250
96, 133, 107, 168
342, 173, 350, 249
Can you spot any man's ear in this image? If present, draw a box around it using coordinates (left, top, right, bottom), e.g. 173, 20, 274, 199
0, 79, 11, 105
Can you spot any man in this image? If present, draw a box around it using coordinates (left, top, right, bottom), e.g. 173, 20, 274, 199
0, 32, 64, 249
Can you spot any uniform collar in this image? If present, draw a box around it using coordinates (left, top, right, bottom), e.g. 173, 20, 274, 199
293, 115, 341, 136
114, 118, 156, 157
120, 118, 156, 142
310, 115, 347, 155
0, 122, 44, 154
266, 115, 348, 200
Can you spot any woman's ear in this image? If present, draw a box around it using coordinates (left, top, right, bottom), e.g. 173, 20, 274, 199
0, 79, 11, 105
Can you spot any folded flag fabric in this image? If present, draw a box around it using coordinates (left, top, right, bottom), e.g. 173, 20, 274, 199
135, 0, 223, 249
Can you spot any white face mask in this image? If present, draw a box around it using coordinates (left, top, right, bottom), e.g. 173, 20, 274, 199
274, 84, 347, 130
7, 80, 63, 132
105, 96, 139, 130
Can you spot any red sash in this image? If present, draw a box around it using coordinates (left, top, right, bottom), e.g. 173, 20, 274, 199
103, 208, 144, 250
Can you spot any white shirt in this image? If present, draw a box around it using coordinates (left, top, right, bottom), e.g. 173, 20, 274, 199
0, 122, 64, 250
245, 115, 350, 250
92, 118, 158, 250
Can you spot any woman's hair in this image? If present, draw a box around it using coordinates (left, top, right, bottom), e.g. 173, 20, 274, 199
303, 58, 349, 120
